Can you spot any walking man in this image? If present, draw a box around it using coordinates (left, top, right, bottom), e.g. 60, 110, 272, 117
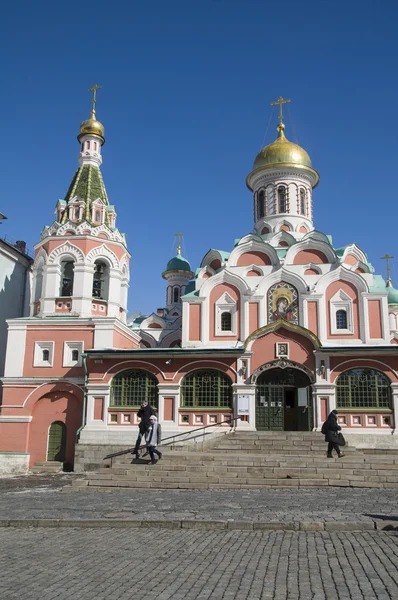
322, 409, 345, 458
132, 401, 155, 459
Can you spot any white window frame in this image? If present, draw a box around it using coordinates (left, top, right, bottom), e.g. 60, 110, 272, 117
215, 293, 237, 336
34, 341, 54, 367
330, 290, 353, 334
63, 341, 84, 367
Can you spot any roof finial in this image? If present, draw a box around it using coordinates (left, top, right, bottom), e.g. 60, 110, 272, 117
270, 96, 290, 137
381, 253, 394, 288
174, 232, 184, 255
88, 84, 102, 119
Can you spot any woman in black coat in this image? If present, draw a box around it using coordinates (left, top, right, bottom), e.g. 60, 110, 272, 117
323, 410, 345, 458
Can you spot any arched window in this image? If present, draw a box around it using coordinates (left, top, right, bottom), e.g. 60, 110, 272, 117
86, 141, 91, 150
278, 186, 287, 213
60, 260, 74, 296
110, 369, 158, 408
94, 142, 97, 151
42, 349, 50, 362
336, 368, 391, 409
299, 188, 306, 215
173, 287, 180, 303
95, 210, 101, 223
181, 369, 233, 408
221, 311, 232, 331
336, 309, 347, 329
71, 349, 79, 362
258, 190, 265, 219
74, 208, 80, 220
92, 261, 109, 300
267, 186, 274, 214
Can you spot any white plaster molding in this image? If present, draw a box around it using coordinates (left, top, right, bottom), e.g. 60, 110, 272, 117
48, 242, 85, 265
86, 244, 120, 269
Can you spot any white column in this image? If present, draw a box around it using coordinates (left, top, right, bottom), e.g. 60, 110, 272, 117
232, 383, 256, 431
84, 385, 110, 430
72, 264, 95, 316
41, 264, 61, 313
157, 384, 180, 432
107, 269, 122, 318
391, 383, 398, 434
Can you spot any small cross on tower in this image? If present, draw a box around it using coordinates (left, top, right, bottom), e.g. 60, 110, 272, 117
381, 253, 394, 288
174, 232, 184, 255
88, 84, 102, 117
270, 96, 291, 125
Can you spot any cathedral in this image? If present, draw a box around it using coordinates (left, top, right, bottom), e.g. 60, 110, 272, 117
1, 92, 397, 474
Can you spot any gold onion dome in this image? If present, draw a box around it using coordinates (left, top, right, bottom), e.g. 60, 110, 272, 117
78, 109, 105, 144
254, 123, 311, 169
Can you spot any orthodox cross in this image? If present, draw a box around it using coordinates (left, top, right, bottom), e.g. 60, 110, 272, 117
88, 84, 102, 115
174, 232, 184, 255
381, 253, 394, 288
270, 96, 291, 124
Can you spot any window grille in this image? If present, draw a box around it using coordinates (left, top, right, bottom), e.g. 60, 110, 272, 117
278, 186, 287, 213
336, 368, 391, 409
110, 369, 158, 408
258, 190, 265, 218
221, 311, 232, 331
299, 188, 306, 215
181, 369, 233, 408
336, 309, 347, 329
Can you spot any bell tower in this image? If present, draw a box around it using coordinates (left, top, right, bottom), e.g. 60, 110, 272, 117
31, 86, 130, 322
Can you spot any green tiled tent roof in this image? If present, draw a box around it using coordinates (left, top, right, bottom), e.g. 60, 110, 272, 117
62, 164, 109, 224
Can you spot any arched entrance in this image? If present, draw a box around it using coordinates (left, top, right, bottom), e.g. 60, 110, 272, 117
47, 421, 67, 462
254, 361, 314, 431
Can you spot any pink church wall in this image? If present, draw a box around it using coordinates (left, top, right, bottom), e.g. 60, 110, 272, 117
307, 301, 319, 337
247, 270, 261, 277
250, 328, 315, 373
41, 238, 129, 262
0, 423, 30, 453
29, 391, 82, 466
209, 283, 240, 341
368, 300, 383, 339
164, 397, 174, 420
326, 281, 360, 339
249, 302, 259, 334
113, 327, 139, 349
293, 249, 328, 264
344, 254, 358, 265
94, 397, 104, 421
23, 325, 94, 377
236, 251, 271, 267
189, 304, 201, 341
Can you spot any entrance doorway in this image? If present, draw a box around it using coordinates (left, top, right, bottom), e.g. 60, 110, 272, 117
255, 367, 313, 431
47, 421, 67, 462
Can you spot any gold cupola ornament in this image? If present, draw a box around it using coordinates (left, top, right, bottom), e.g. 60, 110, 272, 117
246, 97, 319, 190
78, 84, 105, 144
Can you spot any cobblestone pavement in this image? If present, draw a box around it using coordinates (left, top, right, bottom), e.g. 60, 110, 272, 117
1, 527, 398, 599
0, 474, 397, 524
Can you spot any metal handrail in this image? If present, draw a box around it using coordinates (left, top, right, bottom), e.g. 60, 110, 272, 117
103, 416, 240, 459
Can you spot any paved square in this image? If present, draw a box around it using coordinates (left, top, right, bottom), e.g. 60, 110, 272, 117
1, 528, 398, 599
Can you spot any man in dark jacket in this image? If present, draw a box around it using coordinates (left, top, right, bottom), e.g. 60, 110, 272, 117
323, 410, 345, 458
131, 401, 155, 458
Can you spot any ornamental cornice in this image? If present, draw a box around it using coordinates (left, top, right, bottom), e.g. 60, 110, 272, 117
252, 171, 313, 186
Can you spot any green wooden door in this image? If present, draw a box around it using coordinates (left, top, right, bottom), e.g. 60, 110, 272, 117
47, 421, 67, 462
256, 384, 284, 431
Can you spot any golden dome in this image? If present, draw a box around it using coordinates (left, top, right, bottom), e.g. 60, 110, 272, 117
78, 110, 105, 144
254, 123, 311, 169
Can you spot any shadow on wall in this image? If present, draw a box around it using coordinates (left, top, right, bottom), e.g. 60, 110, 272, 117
0, 259, 31, 403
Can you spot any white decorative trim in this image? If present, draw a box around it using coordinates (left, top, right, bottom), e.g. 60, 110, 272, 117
330, 289, 353, 335
63, 341, 84, 367
215, 293, 237, 336
0, 416, 33, 422
85, 244, 120, 269
48, 242, 85, 265
34, 341, 54, 367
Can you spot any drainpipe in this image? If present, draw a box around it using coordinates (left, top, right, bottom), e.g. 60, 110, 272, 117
76, 353, 88, 441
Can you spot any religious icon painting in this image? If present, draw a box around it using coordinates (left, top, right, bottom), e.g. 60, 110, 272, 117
275, 342, 289, 358
268, 282, 298, 324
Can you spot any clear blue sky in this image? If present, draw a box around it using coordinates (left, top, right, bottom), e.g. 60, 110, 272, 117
1, 0, 397, 315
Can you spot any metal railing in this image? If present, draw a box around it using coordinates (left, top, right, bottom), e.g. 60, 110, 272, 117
104, 416, 240, 460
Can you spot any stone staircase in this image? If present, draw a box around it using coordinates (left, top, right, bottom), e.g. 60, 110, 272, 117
72, 432, 398, 490
31, 461, 64, 474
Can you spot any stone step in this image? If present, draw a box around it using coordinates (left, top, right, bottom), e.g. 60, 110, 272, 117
31, 461, 63, 474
